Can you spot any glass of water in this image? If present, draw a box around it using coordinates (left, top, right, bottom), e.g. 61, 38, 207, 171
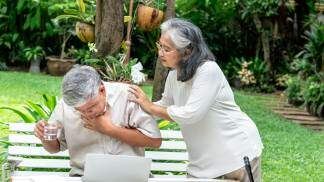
44, 122, 60, 141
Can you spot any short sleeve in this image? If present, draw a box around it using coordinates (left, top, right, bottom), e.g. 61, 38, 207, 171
167, 62, 224, 125
127, 101, 161, 138
48, 99, 68, 151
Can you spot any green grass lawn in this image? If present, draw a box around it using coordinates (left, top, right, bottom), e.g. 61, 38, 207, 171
0, 71, 323, 181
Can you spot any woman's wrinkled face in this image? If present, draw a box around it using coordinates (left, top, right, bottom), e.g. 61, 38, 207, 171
157, 33, 181, 69
75, 84, 107, 119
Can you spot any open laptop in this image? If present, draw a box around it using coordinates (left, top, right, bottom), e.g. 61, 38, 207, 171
83, 154, 152, 182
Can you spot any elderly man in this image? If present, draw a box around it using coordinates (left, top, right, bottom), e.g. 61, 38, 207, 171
34, 65, 162, 176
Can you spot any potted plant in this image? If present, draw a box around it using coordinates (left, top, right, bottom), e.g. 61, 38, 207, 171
55, 0, 95, 43
136, 0, 164, 31
46, 23, 76, 76
82, 46, 143, 84
85, 53, 137, 83
23, 46, 46, 73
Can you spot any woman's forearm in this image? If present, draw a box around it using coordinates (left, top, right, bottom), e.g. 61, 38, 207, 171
148, 103, 174, 122
127, 85, 174, 122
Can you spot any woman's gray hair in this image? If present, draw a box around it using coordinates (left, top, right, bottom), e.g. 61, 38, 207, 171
160, 18, 215, 82
62, 65, 102, 107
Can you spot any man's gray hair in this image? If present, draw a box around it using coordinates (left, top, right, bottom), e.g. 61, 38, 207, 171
62, 65, 102, 107
160, 18, 215, 82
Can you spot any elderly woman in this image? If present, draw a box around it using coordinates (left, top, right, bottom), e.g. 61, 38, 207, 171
129, 18, 263, 181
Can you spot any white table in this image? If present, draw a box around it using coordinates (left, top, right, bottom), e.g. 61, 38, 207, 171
11, 176, 234, 182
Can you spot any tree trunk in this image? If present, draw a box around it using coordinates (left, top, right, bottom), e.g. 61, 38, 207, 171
165, 0, 175, 18
152, 0, 175, 102
95, 0, 124, 58
261, 29, 271, 68
253, 15, 271, 69
255, 37, 261, 58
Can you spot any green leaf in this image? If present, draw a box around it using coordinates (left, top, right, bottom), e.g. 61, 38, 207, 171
0, 121, 9, 127
23, 106, 40, 122
158, 120, 170, 129
0, 107, 34, 123
16, 0, 26, 14
26, 101, 48, 119
0, 138, 12, 147
76, 0, 85, 14
55, 14, 82, 22
12, 33, 19, 41
63, 9, 80, 15
42, 94, 57, 113
124, 16, 132, 23
33, 6, 42, 29
4, 42, 11, 49
39, 104, 50, 116
23, 14, 32, 30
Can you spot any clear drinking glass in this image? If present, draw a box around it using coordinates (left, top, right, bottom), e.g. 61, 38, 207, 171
44, 122, 59, 141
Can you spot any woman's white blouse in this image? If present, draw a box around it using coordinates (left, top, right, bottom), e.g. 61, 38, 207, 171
155, 61, 264, 178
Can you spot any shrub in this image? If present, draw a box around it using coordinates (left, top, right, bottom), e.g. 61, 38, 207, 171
0, 62, 8, 71
237, 61, 256, 86
275, 74, 290, 90
303, 77, 324, 118
234, 57, 275, 92
285, 76, 305, 106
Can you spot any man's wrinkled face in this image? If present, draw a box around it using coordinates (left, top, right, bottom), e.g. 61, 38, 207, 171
75, 84, 106, 119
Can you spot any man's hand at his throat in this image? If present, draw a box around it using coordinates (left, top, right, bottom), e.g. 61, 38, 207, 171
81, 109, 116, 135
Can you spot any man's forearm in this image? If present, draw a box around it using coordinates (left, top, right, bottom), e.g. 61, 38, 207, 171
42, 139, 61, 154
105, 125, 161, 148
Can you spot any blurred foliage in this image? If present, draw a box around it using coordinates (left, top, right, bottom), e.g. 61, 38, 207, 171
285, 14, 323, 117
0, 0, 321, 96
55, 0, 96, 24
285, 75, 305, 106
176, 0, 251, 67
234, 57, 275, 92
296, 14, 324, 81
0, 0, 93, 67
0, 0, 58, 64
23, 46, 46, 63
